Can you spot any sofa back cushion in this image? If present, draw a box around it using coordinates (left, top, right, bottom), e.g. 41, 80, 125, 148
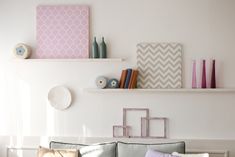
117, 141, 185, 157
50, 141, 116, 157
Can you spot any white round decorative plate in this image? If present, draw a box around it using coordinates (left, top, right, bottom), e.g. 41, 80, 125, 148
48, 86, 72, 110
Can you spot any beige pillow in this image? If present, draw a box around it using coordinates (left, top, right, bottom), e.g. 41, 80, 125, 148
172, 152, 209, 157
37, 146, 80, 157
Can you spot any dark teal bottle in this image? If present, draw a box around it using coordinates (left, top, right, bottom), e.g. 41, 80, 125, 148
99, 37, 107, 58
92, 37, 99, 58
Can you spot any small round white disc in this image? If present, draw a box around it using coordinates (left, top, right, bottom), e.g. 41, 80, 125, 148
48, 86, 72, 110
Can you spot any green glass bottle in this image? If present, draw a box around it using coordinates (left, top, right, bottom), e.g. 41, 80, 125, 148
92, 37, 99, 58
99, 37, 107, 58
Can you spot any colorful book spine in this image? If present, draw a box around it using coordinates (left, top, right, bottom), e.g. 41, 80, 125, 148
128, 70, 135, 89
130, 70, 138, 88
124, 69, 132, 88
119, 70, 127, 88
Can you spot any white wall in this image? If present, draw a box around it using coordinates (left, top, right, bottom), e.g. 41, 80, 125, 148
0, 0, 235, 140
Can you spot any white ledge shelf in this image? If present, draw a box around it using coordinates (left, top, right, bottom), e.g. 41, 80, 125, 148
83, 88, 235, 93
13, 58, 124, 62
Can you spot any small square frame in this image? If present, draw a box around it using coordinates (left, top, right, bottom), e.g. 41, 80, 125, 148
113, 125, 130, 138
141, 117, 167, 138
123, 108, 149, 138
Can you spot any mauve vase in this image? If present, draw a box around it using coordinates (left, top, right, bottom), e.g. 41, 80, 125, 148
210, 60, 216, 88
192, 60, 197, 88
201, 60, 207, 88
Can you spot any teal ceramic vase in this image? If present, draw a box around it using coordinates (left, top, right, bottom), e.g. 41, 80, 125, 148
99, 37, 107, 58
107, 78, 119, 88
92, 37, 99, 58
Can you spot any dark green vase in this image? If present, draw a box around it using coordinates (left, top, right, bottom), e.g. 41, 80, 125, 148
92, 37, 99, 58
99, 37, 107, 58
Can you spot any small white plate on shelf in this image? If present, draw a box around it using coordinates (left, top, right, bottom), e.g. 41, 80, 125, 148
48, 86, 72, 110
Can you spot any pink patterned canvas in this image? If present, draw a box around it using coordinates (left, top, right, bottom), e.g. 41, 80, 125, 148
35, 5, 89, 58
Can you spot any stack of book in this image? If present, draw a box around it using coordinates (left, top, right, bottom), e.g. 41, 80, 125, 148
119, 69, 139, 89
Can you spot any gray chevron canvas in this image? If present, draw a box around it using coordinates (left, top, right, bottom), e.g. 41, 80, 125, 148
137, 43, 182, 89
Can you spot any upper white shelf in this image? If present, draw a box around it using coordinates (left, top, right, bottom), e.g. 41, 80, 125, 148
13, 58, 124, 62
83, 88, 235, 93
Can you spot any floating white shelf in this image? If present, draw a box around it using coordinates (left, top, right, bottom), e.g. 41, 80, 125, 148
83, 88, 235, 93
13, 58, 124, 62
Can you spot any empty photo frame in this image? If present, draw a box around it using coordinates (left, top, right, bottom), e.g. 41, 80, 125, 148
113, 125, 131, 138
141, 117, 167, 138
113, 107, 169, 138
123, 108, 149, 138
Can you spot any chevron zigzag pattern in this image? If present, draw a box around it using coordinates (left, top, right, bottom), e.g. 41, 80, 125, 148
137, 43, 182, 89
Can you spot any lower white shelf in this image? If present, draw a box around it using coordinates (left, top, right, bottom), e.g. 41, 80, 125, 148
83, 88, 235, 93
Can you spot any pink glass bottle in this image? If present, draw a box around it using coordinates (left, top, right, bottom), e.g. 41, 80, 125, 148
192, 60, 197, 88
210, 60, 216, 88
201, 60, 207, 88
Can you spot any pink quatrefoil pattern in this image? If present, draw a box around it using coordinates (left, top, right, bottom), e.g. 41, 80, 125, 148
35, 5, 89, 59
